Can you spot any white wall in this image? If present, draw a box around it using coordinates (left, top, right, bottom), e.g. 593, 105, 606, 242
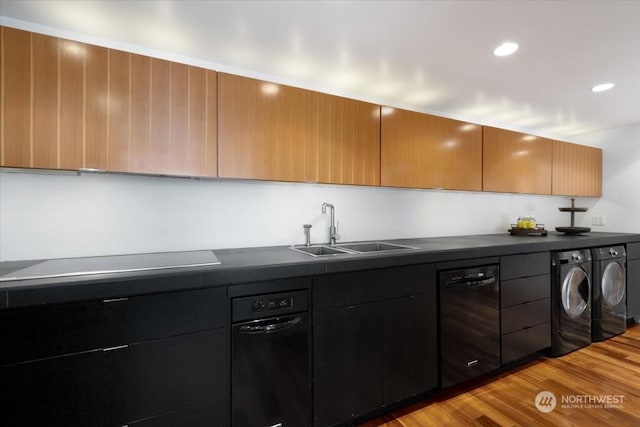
1, 170, 592, 261
573, 122, 640, 234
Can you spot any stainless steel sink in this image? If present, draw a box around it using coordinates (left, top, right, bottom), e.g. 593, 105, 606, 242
289, 245, 353, 257
290, 241, 418, 257
336, 242, 418, 253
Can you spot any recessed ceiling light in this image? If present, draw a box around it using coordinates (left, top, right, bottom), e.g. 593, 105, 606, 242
591, 83, 615, 92
494, 42, 519, 57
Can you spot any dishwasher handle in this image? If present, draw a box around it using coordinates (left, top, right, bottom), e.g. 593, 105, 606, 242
239, 316, 302, 334
445, 276, 496, 288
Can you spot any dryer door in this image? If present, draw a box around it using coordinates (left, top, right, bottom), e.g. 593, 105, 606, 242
562, 267, 590, 318
602, 261, 625, 307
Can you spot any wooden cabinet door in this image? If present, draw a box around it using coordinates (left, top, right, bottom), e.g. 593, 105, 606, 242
483, 126, 553, 194
318, 93, 380, 185
552, 140, 602, 196
218, 73, 380, 185
381, 108, 482, 190
0, 27, 217, 176
1, 27, 45, 168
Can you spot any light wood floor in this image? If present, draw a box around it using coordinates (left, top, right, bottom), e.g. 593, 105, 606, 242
362, 324, 640, 427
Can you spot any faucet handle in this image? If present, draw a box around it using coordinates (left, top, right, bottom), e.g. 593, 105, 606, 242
335, 221, 341, 242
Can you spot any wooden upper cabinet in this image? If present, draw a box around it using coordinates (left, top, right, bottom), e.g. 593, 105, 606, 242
1, 26, 32, 168
381, 108, 482, 190
0, 26, 217, 177
552, 140, 602, 197
482, 126, 553, 194
217, 73, 380, 185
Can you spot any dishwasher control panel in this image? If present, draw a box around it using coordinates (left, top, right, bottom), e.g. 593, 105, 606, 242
233, 289, 308, 322
252, 296, 292, 312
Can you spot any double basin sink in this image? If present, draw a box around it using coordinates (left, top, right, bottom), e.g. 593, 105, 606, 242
290, 241, 418, 257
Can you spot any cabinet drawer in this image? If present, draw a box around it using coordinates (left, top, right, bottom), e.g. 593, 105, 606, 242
501, 252, 550, 280
313, 263, 435, 311
1, 286, 227, 365
627, 242, 640, 260
501, 275, 550, 307
128, 398, 228, 427
1, 329, 226, 426
501, 298, 550, 334
502, 322, 550, 364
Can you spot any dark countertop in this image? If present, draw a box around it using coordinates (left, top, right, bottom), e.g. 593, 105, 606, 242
1, 231, 639, 308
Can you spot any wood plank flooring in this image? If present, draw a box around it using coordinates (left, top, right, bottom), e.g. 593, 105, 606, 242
362, 324, 640, 427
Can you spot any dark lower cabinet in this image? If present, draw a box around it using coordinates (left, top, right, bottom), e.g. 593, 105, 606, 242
312, 264, 437, 426
313, 303, 382, 427
1, 285, 229, 427
383, 293, 437, 405
1, 329, 226, 426
0, 286, 227, 365
500, 254, 551, 365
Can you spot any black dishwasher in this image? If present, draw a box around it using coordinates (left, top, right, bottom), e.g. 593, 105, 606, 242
231, 289, 310, 427
439, 265, 500, 388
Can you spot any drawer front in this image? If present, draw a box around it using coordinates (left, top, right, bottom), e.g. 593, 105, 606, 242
501, 298, 550, 334
628, 242, 640, 260
128, 398, 228, 427
1, 286, 227, 365
502, 322, 550, 365
501, 275, 550, 307
501, 252, 550, 280
313, 263, 435, 311
1, 329, 226, 426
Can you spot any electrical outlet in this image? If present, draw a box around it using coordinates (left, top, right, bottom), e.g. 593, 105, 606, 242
592, 215, 606, 226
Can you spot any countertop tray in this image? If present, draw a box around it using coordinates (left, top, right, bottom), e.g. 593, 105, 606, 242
555, 226, 591, 235
508, 225, 548, 236
558, 207, 588, 212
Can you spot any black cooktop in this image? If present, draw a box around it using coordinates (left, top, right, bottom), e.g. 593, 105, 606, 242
0, 250, 220, 282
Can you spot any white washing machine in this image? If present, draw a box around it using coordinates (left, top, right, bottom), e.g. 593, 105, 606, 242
591, 246, 626, 341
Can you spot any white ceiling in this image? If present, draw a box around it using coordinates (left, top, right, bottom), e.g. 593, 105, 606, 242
1, 0, 639, 139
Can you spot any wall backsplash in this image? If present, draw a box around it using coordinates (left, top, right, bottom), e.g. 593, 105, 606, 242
0, 170, 597, 261
573, 122, 640, 236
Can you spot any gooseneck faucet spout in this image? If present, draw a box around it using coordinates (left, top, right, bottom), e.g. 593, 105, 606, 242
321, 202, 339, 246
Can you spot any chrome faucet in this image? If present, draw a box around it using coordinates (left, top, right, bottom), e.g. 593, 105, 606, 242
321, 202, 339, 246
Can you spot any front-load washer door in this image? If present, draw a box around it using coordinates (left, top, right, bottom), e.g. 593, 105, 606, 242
602, 261, 625, 307
562, 267, 590, 318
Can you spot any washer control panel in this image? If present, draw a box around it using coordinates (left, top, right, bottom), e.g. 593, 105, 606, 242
554, 249, 592, 265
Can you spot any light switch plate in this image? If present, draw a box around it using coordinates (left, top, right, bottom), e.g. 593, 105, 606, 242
592, 215, 606, 226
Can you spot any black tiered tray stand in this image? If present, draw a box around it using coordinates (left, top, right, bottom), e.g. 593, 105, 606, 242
556, 198, 591, 235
